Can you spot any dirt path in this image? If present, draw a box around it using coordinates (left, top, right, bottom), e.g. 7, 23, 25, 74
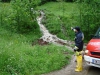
42, 56, 89, 75
37, 11, 89, 75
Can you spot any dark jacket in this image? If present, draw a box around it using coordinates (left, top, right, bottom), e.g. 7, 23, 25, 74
75, 31, 84, 51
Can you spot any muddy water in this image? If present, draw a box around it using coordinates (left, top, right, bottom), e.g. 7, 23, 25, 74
37, 11, 69, 45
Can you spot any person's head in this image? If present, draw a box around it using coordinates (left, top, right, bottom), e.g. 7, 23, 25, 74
73, 26, 80, 32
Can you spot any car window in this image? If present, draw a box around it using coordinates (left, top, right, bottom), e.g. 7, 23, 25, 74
93, 27, 100, 38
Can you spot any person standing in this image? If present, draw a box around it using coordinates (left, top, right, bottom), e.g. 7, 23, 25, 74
71, 26, 84, 72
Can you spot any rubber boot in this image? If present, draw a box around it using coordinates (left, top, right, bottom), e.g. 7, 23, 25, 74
75, 55, 82, 72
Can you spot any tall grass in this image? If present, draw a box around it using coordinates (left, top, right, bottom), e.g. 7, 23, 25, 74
0, 2, 73, 75
0, 27, 73, 75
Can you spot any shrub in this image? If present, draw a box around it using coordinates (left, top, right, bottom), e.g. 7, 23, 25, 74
79, 1, 100, 40
3, 0, 40, 34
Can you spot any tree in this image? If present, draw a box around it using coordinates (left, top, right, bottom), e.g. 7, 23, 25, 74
79, 0, 100, 40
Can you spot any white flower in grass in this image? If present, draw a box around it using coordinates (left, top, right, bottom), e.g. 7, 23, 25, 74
7, 65, 10, 67
31, 8, 34, 11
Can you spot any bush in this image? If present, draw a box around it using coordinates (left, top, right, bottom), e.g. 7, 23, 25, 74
79, 1, 100, 40
3, 0, 40, 34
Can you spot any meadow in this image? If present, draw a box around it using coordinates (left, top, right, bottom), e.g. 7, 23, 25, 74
37, 2, 79, 16
0, 2, 73, 75
0, 27, 73, 75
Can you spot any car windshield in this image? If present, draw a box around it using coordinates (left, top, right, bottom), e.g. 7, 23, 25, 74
93, 27, 100, 39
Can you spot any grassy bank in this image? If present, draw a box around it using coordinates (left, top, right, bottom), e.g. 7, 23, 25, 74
0, 2, 73, 75
0, 27, 73, 75
37, 2, 80, 40
37, 2, 79, 16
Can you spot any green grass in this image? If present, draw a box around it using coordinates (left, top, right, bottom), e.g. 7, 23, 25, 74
0, 27, 73, 75
37, 2, 80, 40
0, 2, 73, 75
37, 2, 79, 17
